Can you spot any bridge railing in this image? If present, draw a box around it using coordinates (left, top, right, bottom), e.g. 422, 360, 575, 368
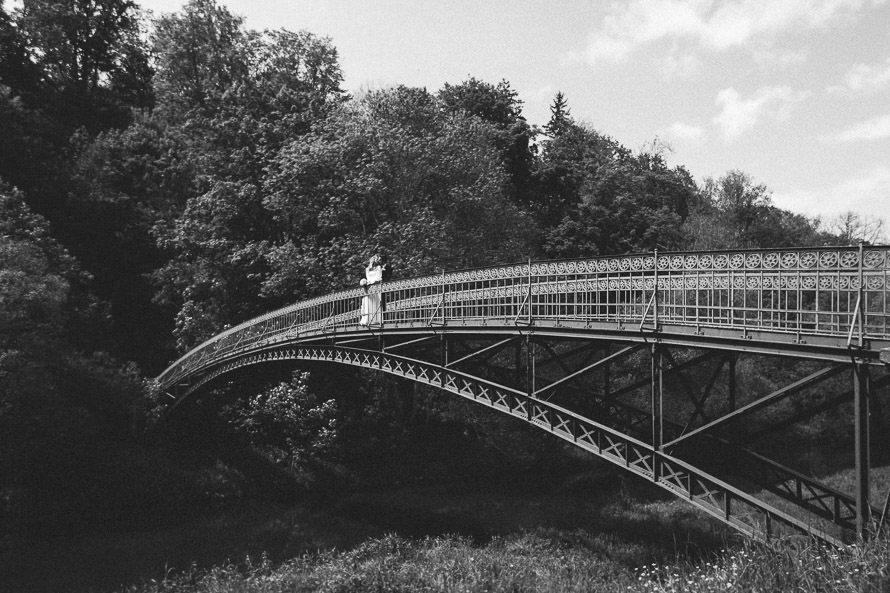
157, 246, 890, 391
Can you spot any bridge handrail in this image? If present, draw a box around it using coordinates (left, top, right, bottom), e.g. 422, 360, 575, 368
157, 245, 890, 391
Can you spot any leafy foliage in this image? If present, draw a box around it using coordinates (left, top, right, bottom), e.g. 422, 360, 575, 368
222, 372, 338, 473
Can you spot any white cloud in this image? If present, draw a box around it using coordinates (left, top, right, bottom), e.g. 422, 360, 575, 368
713, 86, 810, 140
773, 165, 890, 221
828, 58, 890, 94
825, 113, 890, 142
580, 0, 869, 64
657, 52, 703, 79
752, 47, 809, 69
666, 121, 706, 144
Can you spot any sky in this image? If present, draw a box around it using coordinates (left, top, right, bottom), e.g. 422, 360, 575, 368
137, 0, 890, 227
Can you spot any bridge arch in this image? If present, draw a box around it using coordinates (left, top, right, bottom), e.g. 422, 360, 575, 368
157, 247, 890, 545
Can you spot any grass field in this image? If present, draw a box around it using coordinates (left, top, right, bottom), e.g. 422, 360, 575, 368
114, 469, 890, 593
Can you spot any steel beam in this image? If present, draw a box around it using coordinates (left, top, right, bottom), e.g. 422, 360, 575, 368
663, 365, 847, 449
445, 337, 517, 368
534, 344, 645, 398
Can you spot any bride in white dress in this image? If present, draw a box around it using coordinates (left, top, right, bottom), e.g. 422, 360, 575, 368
359, 255, 383, 326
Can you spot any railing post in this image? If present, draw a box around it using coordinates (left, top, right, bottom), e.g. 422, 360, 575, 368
858, 241, 865, 348
527, 256, 532, 325
440, 268, 446, 326
653, 249, 659, 330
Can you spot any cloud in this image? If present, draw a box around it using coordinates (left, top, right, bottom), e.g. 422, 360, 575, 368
666, 121, 706, 144
824, 113, 890, 142
828, 58, 890, 94
657, 52, 703, 79
773, 165, 890, 221
713, 86, 810, 140
580, 0, 870, 64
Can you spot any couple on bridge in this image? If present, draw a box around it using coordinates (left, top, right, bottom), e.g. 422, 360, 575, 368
359, 254, 391, 327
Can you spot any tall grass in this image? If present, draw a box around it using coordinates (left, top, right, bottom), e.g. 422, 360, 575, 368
122, 531, 890, 593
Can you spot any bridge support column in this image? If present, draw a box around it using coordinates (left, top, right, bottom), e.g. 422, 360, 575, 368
854, 361, 871, 537
526, 334, 535, 420
651, 343, 663, 480
728, 353, 737, 412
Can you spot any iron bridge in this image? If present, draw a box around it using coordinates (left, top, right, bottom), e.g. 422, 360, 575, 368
156, 246, 890, 546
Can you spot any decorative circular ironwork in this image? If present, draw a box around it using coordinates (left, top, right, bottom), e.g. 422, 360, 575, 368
566, 261, 577, 273
733, 276, 746, 288
643, 256, 655, 269
868, 276, 885, 289
685, 277, 697, 288
800, 252, 817, 268
730, 254, 745, 269
598, 279, 608, 290
699, 277, 712, 288
685, 255, 697, 269
670, 255, 684, 269
747, 277, 759, 288
801, 276, 817, 289
745, 253, 762, 268
657, 256, 670, 270
597, 259, 609, 273
780, 253, 798, 268
631, 257, 643, 270
864, 251, 885, 268
671, 277, 683, 288
850, 277, 862, 290
619, 257, 630, 271
839, 251, 859, 268
521, 264, 530, 275
698, 254, 713, 269
819, 276, 835, 289
839, 276, 850, 289
609, 279, 619, 289
714, 254, 729, 269
608, 258, 619, 271
819, 251, 838, 268
644, 278, 656, 289
763, 253, 780, 268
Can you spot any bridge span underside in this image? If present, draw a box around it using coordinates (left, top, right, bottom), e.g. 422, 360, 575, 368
157, 247, 890, 545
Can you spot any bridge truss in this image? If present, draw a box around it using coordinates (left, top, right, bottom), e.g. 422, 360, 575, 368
157, 246, 890, 545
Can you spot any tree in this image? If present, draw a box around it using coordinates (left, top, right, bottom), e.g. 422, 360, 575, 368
543, 91, 571, 138
149, 1, 344, 351
0, 182, 145, 533
17, 0, 150, 130
150, 0, 246, 110
259, 86, 533, 308
223, 372, 338, 476
438, 77, 535, 210
683, 170, 821, 249
824, 211, 886, 245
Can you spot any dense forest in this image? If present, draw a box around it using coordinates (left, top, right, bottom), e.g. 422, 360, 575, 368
0, 0, 886, 544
